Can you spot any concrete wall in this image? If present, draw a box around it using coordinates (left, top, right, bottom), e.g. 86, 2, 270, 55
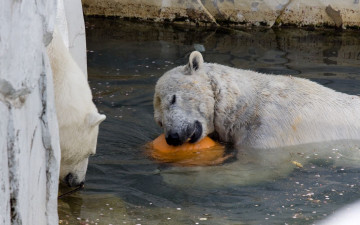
0, 0, 87, 224
0, 0, 60, 224
64, 0, 88, 76
58, 0, 88, 76
82, 0, 360, 28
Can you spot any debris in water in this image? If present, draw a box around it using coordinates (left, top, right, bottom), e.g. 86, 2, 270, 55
291, 161, 303, 168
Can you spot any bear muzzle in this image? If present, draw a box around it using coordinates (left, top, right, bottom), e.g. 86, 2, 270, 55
64, 173, 84, 187
165, 120, 203, 146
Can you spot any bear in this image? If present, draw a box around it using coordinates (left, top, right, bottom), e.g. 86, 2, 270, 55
47, 28, 106, 187
154, 51, 360, 149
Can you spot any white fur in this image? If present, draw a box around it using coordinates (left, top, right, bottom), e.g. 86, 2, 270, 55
318, 200, 360, 225
47, 28, 105, 186
154, 51, 360, 149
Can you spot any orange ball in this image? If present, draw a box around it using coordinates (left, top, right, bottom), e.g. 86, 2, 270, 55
149, 134, 227, 166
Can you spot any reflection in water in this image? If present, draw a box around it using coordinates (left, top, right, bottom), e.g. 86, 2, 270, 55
162, 141, 360, 189
59, 17, 360, 224
59, 193, 217, 225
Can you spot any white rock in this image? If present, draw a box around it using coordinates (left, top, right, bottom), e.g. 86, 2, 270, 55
0, 0, 59, 224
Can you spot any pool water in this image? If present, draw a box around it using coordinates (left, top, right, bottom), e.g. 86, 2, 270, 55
58, 18, 360, 225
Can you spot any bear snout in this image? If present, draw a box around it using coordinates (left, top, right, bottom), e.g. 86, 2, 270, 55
165, 121, 203, 146
64, 173, 84, 187
189, 120, 203, 143
165, 132, 183, 146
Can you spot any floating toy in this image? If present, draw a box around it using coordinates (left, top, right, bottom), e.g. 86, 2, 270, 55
149, 134, 228, 166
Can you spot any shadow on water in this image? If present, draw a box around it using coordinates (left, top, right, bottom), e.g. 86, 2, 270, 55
59, 17, 360, 224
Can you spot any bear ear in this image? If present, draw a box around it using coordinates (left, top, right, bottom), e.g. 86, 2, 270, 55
187, 51, 204, 74
87, 112, 106, 127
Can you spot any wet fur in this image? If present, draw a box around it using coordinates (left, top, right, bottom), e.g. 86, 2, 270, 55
154, 51, 360, 149
47, 28, 105, 186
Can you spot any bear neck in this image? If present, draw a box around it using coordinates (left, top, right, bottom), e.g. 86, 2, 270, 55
206, 64, 262, 144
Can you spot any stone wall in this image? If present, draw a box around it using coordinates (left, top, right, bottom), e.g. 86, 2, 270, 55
58, 0, 88, 76
82, 0, 360, 28
0, 0, 88, 224
0, 0, 60, 224
64, 0, 88, 76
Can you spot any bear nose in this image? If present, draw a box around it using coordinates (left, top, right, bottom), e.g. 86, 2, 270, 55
64, 173, 84, 187
64, 173, 76, 187
64, 173, 74, 187
166, 132, 183, 146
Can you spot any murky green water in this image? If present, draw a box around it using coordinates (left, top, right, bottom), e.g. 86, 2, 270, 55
58, 18, 360, 225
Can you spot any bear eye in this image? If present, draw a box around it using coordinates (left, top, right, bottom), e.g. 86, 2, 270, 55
170, 95, 176, 105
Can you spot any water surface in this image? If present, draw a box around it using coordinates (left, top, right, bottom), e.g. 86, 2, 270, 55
59, 18, 360, 225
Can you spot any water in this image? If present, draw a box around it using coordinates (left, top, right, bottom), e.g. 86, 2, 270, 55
58, 18, 360, 225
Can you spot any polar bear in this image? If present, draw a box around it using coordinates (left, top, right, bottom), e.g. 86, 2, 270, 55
47, 29, 106, 187
154, 51, 360, 149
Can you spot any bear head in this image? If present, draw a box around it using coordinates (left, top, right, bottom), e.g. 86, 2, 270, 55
59, 112, 106, 187
48, 28, 106, 188
154, 51, 215, 146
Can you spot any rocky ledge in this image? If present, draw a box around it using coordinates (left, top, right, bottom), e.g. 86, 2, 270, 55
82, 0, 360, 28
